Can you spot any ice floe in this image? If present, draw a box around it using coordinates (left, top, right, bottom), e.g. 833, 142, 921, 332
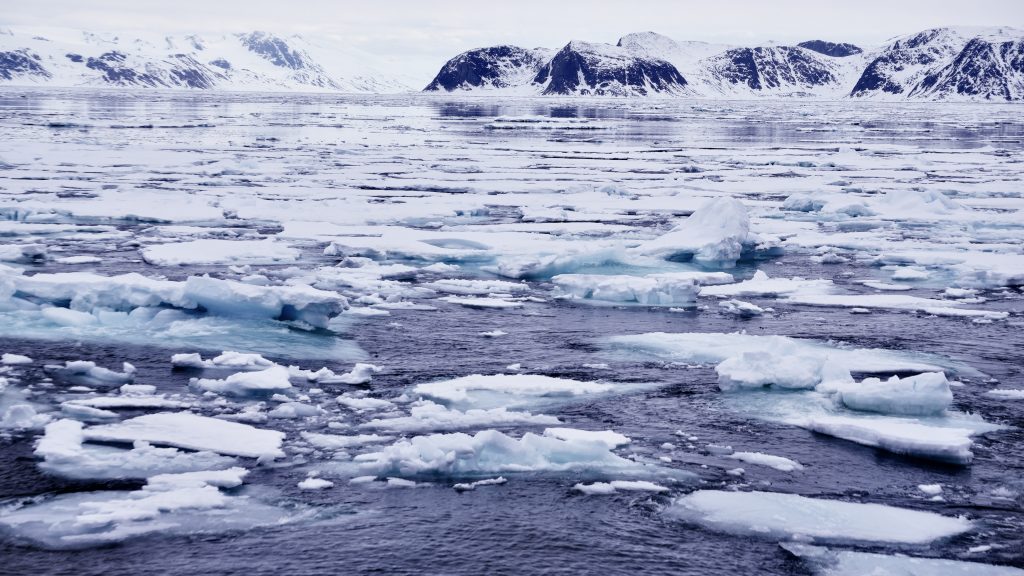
783, 543, 1024, 576
83, 412, 286, 458
669, 490, 971, 544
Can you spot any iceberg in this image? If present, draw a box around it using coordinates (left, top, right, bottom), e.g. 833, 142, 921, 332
838, 372, 953, 416
637, 197, 752, 267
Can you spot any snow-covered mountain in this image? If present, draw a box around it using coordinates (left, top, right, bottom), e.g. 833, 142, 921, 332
852, 27, 1024, 100
424, 45, 551, 92
534, 40, 687, 96
0, 27, 411, 92
425, 27, 1024, 101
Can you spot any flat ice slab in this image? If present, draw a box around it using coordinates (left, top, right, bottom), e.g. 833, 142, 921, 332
801, 415, 978, 464
83, 412, 286, 458
669, 490, 972, 544
413, 373, 618, 410
783, 543, 1024, 576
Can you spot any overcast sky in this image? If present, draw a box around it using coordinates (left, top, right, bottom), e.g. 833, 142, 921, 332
4, 0, 1022, 84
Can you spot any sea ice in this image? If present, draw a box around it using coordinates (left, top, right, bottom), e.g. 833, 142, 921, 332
361, 401, 560, 433
837, 372, 953, 416
782, 543, 1024, 576
352, 429, 652, 478
412, 374, 618, 410
83, 412, 286, 458
35, 419, 236, 480
638, 197, 752, 267
142, 238, 300, 266
669, 490, 971, 544
191, 365, 293, 397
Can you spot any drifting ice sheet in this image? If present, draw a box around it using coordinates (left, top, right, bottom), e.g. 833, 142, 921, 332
83, 412, 286, 458
669, 490, 971, 544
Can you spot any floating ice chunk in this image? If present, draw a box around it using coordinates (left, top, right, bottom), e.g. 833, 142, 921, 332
453, 477, 507, 491
297, 477, 334, 490
718, 299, 764, 318
268, 402, 323, 419
333, 363, 381, 385
54, 255, 102, 265
1, 268, 348, 329
919, 484, 943, 496
182, 276, 347, 329
301, 432, 393, 450
361, 401, 559, 433
716, 352, 826, 391
142, 239, 300, 266
0, 403, 50, 429
40, 307, 97, 326
861, 280, 913, 291
47, 361, 136, 386
542, 428, 630, 449
65, 395, 190, 410
1, 353, 32, 364
120, 384, 156, 395
574, 480, 669, 495
782, 543, 1023, 576
873, 189, 966, 219
838, 372, 953, 416
60, 402, 119, 422
413, 374, 616, 410
439, 296, 524, 309
728, 451, 803, 472
84, 412, 286, 458
800, 415, 977, 464
36, 419, 235, 480
0, 243, 46, 262
702, 270, 832, 297
987, 389, 1024, 400
423, 279, 530, 296
0, 467, 299, 549
639, 197, 751, 267
172, 350, 276, 370
891, 267, 930, 281
191, 365, 293, 397
353, 429, 650, 478
607, 332, 956, 377
338, 396, 393, 411
487, 247, 627, 280
552, 274, 699, 307
669, 490, 971, 544
479, 330, 508, 337
785, 292, 1007, 319
782, 193, 826, 212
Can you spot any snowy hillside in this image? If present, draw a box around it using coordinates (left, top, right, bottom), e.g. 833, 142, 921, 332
0, 27, 411, 92
425, 26, 1024, 101
853, 26, 1024, 100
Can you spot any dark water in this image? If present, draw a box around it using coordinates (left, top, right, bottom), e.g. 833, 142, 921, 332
0, 91, 1022, 575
